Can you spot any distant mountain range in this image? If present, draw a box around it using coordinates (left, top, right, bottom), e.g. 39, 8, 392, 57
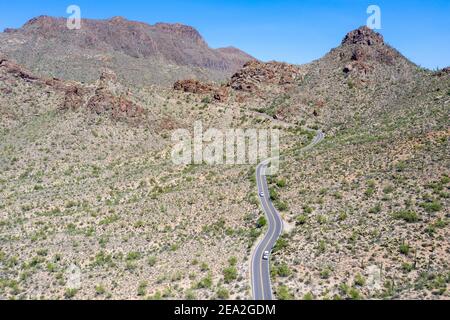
0, 15, 254, 85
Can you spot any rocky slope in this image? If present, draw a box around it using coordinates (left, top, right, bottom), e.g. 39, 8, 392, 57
0, 25, 448, 301
0, 16, 254, 86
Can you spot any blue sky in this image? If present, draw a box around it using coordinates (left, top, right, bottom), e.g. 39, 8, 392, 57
1, 0, 449, 69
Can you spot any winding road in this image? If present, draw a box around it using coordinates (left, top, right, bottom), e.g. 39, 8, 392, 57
251, 130, 325, 300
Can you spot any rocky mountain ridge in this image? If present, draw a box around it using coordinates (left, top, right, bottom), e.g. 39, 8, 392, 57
0, 15, 254, 86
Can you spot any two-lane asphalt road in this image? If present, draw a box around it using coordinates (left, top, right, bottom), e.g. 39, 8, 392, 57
251, 130, 325, 300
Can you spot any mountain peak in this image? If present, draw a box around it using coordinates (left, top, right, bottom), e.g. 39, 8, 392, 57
342, 26, 384, 46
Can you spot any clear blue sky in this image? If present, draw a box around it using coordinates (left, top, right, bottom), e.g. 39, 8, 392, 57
1, 0, 449, 69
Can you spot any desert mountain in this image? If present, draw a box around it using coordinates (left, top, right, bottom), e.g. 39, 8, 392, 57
0, 24, 448, 301
179, 27, 440, 135
0, 16, 254, 86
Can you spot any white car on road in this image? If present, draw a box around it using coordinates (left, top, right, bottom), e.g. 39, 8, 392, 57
263, 251, 270, 260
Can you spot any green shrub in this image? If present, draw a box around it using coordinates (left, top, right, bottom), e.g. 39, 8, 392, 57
420, 201, 442, 213
148, 256, 157, 267
273, 236, 288, 252
65, 288, 78, 299
296, 214, 308, 225
348, 287, 362, 300
399, 243, 410, 255
216, 287, 229, 300
185, 289, 196, 300
274, 200, 288, 211
256, 216, 267, 228
95, 284, 106, 295
337, 211, 347, 221
354, 274, 366, 287
365, 187, 375, 198
276, 285, 293, 300
317, 215, 327, 224
303, 205, 313, 214
317, 240, 326, 253
269, 189, 279, 201
303, 292, 314, 300
276, 263, 291, 277
402, 263, 414, 273
395, 161, 407, 172
393, 210, 419, 223
200, 262, 209, 272
126, 251, 141, 261
197, 274, 213, 289
228, 256, 238, 266
223, 267, 238, 283
320, 267, 331, 279
276, 179, 287, 188
137, 281, 148, 296
369, 203, 382, 214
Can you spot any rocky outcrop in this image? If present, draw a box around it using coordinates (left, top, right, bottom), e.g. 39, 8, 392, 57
229, 61, 302, 92
436, 67, 450, 77
173, 79, 215, 94
173, 79, 229, 102
173, 60, 303, 102
87, 70, 145, 120
0, 55, 38, 82
340, 27, 401, 75
62, 85, 85, 111
342, 26, 384, 46
213, 86, 229, 102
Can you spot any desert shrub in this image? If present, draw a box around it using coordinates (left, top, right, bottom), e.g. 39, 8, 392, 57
216, 287, 229, 299
296, 214, 308, 225
223, 266, 238, 283
420, 201, 442, 213
320, 267, 332, 279
354, 274, 366, 287
276, 285, 293, 300
95, 284, 106, 295
256, 216, 267, 228
399, 243, 411, 255
137, 281, 147, 296
185, 289, 196, 300
276, 179, 287, 188
303, 205, 313, 214
303, 292, 314, 300
228, 256, 237, 266
65, 288, 78, 299
196, 274, 213, 289
148, 256, 157, 267
274, 200, 288, 211
273, 236, 288, 252
276, 263, 291, 277
393, 210, 419, 223
269, 188, 279, 201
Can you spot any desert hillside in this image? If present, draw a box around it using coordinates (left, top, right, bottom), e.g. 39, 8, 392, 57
0, 23, 448, 300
